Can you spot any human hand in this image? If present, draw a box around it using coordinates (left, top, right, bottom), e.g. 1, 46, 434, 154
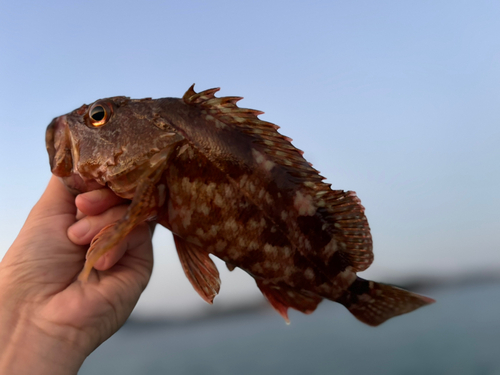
0, 176, 154, 374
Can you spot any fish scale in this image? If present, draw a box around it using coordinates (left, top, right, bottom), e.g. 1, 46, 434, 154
45, 84, 434, 326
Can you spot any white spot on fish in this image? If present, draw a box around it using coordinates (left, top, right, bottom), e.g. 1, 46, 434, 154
248, 220, 259, 230
181, 208, 192, 228
263, 160, 275, 171
247, 181, 256, 194
304, 239, 312, 250
323, 237, 338, 257
239, 174, 248, 188
209, 225, 219, 237
252, 149, 265, 164
228, 247, 241, 259
224, 217, 239, 232
339, 266, 356, 285
281, 210, 288, 221
264, 192, 273, 205
304, 267, 315, 280
215, 120, 227, 129
258, 188, 265, 199
249, 241, 259, 250
263, 140, 275, 147
224, 184, 233, 198
263, 244, 278, 257
198, 203, 210, 216
319, 283, 331, 293
195, 228, 206, 240
177, 144, 190, 157
214, 192, 224, 207
170, 181, 179, 194
252, 263, 264, 274
252, 148, 275, 172
173, 194, 183, 205
205, 182, 216, 198
293, 191, 317, 216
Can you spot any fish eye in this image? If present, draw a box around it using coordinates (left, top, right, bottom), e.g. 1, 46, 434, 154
88, 103, 111, 127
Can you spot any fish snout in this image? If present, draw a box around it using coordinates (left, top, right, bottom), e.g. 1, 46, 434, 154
46, 115, 74, 177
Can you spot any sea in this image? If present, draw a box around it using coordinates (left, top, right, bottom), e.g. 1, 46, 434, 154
79, 281, 500, 375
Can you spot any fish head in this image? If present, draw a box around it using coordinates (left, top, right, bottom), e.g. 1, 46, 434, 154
46, 96, 183, 196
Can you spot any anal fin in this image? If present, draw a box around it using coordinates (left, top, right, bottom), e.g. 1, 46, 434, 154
256, 280, 323, 324
173, 234, 221, 304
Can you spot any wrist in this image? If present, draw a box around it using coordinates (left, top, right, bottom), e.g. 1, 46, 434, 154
0, 309, 86, 375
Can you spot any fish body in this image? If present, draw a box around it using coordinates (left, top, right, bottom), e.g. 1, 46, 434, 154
46, 85, 434, 325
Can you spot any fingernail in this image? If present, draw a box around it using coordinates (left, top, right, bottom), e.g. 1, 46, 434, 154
69, 219, 90, 239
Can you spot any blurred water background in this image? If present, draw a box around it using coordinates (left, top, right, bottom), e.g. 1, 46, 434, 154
80, 280, 500, 375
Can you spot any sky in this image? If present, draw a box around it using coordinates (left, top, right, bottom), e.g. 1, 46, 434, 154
1, 1, 499, 319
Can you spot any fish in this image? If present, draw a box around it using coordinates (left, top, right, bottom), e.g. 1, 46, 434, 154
46, 85, 434, 326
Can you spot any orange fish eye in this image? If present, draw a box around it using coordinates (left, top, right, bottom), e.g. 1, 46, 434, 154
89, 102, 111, 127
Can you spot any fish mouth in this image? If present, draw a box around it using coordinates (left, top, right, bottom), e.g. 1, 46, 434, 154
46, 115, 107, 195
46, 115, 86, 194
46, 115, 74, 177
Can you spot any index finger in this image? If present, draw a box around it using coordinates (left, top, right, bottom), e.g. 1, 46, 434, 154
75, 189, 128, 216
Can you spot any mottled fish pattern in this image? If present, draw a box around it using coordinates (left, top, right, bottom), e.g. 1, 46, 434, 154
46, 85, 434, 326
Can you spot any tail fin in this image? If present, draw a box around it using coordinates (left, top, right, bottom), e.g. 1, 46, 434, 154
336, 277, 435, 326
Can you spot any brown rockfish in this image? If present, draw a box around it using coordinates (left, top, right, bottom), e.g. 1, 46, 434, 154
46, 85, 434, 326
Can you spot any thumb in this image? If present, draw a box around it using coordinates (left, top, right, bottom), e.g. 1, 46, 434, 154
29, 176, 77, 220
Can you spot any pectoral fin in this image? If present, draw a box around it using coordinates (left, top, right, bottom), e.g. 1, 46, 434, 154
173, 234, 220, 304
78, 178, 159, 282
256, 280, 323, 324
78, 148, 175, 282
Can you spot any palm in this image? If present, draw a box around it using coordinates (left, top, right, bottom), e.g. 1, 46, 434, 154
1, 176, 153, 355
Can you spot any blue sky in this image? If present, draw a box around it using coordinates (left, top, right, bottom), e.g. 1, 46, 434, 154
1, 1, 499, 318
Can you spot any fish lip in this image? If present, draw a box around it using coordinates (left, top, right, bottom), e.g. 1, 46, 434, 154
46, 115, 74, 177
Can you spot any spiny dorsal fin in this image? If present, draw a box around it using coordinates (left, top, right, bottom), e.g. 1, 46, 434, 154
183, 85, 373, 272
183, 85, 318, 177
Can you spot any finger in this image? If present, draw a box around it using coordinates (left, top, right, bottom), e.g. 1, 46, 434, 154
67, 204, 129, 245
75, 188, 128, 217
93, 223, 152, 272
